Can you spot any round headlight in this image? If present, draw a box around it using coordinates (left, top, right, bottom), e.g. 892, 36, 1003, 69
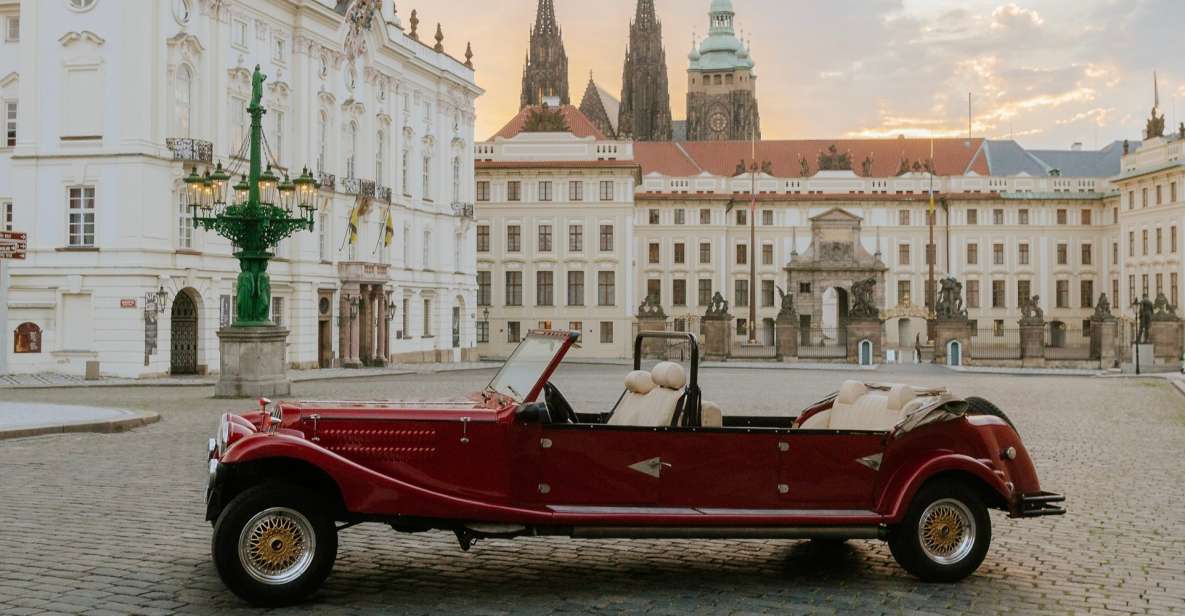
216, 415, 230, 458
1003, 446, 1018, 460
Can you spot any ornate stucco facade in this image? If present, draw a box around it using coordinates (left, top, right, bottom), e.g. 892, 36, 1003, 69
1, 0, 480, 377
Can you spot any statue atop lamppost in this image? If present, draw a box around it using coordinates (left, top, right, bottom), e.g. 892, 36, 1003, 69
182, 65, 320, 397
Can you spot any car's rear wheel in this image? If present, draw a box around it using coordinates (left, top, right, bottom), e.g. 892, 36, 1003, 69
888, 479, 991, 582
212, 483, 338, 606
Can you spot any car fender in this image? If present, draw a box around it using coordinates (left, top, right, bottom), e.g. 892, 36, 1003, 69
218, 432, 556, 524
876, 452, 1010, 523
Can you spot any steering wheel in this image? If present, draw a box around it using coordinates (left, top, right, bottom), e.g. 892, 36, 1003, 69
542, 382, 578, 424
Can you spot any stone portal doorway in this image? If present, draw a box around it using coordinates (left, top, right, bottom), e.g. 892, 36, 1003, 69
317, 294, 334, 368
170, 290, 198, 375
821, 287, 849, 332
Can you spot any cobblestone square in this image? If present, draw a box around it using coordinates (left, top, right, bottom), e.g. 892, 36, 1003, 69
1, 365, 1183, 615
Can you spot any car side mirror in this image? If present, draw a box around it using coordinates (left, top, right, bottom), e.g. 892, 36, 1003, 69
515, 402, 552, 424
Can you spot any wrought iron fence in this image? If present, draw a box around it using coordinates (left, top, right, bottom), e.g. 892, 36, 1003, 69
968, 328, 1021, 360
451, 202, 475, 218
166, 138, 213, 163
630, 317, 702, 362
798, 327, 847, 359
340, 177, 376, 197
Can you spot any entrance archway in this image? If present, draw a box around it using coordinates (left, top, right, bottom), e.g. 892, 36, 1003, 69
821, 287, 849, 333
947, 340, 962, 367
170, 290, 199, 375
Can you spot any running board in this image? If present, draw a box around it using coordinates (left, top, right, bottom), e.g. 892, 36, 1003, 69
569, 526, 884, 540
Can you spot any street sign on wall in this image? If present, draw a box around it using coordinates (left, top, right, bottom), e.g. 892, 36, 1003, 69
0, 231, 27, 260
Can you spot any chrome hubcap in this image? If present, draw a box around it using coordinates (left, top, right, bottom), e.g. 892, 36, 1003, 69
238, 507, 316, 585
917, 498, 976, 565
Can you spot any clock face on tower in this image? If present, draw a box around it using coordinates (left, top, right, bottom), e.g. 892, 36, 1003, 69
709, 111, 729, 135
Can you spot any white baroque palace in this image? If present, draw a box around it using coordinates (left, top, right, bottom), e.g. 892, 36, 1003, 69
477, 104, 1184, 360
0, 0, 482, 377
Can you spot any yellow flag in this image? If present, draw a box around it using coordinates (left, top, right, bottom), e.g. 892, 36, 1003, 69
347, 200, 360, 245
383, 207, 395, 247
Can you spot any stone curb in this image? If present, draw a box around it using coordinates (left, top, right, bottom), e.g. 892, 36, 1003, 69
0, 411, 161, 441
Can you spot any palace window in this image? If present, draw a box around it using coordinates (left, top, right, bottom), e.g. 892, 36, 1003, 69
993, 209, 1004, 225
1157, 185, 1164, 205
1056, 280, 1069, 308
646, 279, 661, 304
538, 224, 552, 252
505, 272, 522, 306
1157, 228, 1164, 254
698, 280, 712, 306
897, 280, 911, 306
673, 279, 688, 306
736, 243, 748, 265
1019, 209, 1030, 225
1173, 274, 1179, 303
1082, 209, 1092, 226
992, 280, 1005, 308
1142, 229, 1149, 255
536, 272, 554, 307
762, 243, 773, 265
67, 186, 96, 247
1018, 280, 1031, 305
736, 209, 747, 226
539, 181, 553, 202
1129, 231, 1135, 257
567, 271, 584, 306
1080, 280, 1094, 309
1156, 273, 1164, 295
1056, 243, 1067, 265
600, 321, 614, 344
178, 198, 193, 249
599, 180, 613, 201
674, 209, 686, 224
476, 225, 489, 252
699, 208, 711, 224
271, 297, 285, 328
1172, 182, 1179, 203
452, 157, 461, 201
967, 243, 978, 265
699, 242, 711, 264
476, 181, 490, 201
599, 225, 614, 251
966, 209, 978, 225
174, 66, 192, 137
1173, 226, 1179, 253
476, 321, 489, 344
649, 242, 660, 264
507, 322, 521, 343
1142, 188, 1148, 208
649, 209, 659, 224
568, 225, 583, 251
597, 271, 615, 306
476, 271, 491, 306
5, 15, 19, 42
966, 280, 980, 308
374, 129, 384, 180
993, 244, 1004, 266
568, 180, 583, 201
401, 148, 410, 195
345, 122, 357, 178
506, 225, 521, 252
762, 280, 775, 307
507, 181, 521, 201
422, 155, 431, 198
674, 242, 685, 264
1055, 209, 1066, 225
1142, 274, 1149, 295
318, 209, 330, 261
1081, 244, 1092, 265
734, 279, 749, 307
898, 244, 910, 266
762, 210, 774, 226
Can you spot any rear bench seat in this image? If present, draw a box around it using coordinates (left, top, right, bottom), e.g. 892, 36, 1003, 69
799, 380, 920, 432
608, 362, 686, 427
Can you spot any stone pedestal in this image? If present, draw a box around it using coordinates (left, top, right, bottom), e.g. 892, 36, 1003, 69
845, 318, 883, 365
216, 326, 291, 399
1124, 344, 1156, 374
1091, 319, 1118, 368
1149, 319, 1183, 363
775, 316, 799, 360
1020, 321, 1046, 368
701, 316, 731, 361
931, 319, 974, 366
636, 317, 668, 358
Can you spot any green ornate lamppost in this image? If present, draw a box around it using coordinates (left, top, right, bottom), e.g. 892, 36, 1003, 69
182, 65, 320, 398
182, 65, 319, 327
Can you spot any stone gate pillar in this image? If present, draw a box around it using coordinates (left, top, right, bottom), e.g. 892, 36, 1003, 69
776, 314, 798, 360
1092, 318, 1118, 369
1150, 316, 1183, 364
845, 318, 883, 365
1020, 320, 1046, 368
932, 318, 974, 366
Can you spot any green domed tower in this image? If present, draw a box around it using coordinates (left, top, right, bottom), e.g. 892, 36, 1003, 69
686, 0, 760, 141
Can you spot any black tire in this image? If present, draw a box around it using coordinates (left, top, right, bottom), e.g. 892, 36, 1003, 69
212, 483, 338, 606
964, 396, 1017, 431
888, 479, 991, 583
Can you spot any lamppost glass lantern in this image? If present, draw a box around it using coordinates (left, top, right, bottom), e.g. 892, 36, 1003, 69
293, 166, 317, 219
233, 176, 250, 205
277, 174, 296, 212
259, 164, 279, 206
210, 162, 231, 210
200, 170, 215, 216
183, 167, 204, 214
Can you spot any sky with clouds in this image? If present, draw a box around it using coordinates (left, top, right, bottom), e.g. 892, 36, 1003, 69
416, 0, 1184, 149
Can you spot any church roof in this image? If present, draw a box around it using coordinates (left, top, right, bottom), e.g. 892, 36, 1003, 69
594, 84, 621, 133
491, 104, 608, 141
633, 138, 989, 178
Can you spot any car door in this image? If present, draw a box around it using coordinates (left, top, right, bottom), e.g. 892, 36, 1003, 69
779, 432, 884, 510
655, 430, 783, 509
535, 425, 663, 506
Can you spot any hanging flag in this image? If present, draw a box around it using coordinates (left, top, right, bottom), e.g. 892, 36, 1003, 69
383, 206, 395, 247
347, 198, 361, 245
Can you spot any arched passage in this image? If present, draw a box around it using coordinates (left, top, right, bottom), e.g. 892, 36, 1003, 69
170, 289, 200, 375
821, 286, 849, 334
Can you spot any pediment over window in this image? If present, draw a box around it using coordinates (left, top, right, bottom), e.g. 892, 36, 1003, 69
59, 31, 106, 47
166, 32, 205, 56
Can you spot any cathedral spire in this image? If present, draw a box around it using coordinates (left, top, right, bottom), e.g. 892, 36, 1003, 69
520, 0, 570, 108
619, 0, 673, 141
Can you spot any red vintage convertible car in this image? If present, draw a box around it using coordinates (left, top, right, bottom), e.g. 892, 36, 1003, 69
204, 330, 1064, 606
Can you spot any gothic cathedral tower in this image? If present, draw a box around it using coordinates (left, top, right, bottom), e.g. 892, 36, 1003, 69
618, 0, 673, 141
685, 0, 760, 141
520, 0, 570, 108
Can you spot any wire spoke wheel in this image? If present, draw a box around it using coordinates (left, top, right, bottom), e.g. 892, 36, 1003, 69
917, 498, 976, 565
238, 507, 317, 585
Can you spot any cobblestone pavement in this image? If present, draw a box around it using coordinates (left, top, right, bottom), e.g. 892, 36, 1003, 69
1, 365, 1183, 615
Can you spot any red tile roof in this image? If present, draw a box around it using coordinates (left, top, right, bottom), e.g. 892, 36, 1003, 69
491, 105, 608, 141
633, 138, 989, 178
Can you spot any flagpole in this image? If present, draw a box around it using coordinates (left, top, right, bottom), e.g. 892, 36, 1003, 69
927, 136, 935, 320
748, 115, 758, 345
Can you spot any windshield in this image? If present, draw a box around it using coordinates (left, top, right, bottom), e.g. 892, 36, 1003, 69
487, 334, 568, 401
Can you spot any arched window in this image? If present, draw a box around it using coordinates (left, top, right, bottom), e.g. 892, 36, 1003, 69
376, 129, 384, 181
401, 148, 410, 195
346, 121, 357, 179
317, 111, 328, 173
422, 153, 431, 198
423, 229, 432, 269
175, 65, 192, 137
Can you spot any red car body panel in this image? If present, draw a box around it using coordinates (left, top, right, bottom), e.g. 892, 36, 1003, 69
209, 332, 1058, 532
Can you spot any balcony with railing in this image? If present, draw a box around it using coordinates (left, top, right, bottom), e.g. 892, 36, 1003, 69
317, 172, 336, 192
166, 138, 213, 163
341, 178, 376, 198
375, 184, 393, 203
451, 202, 474, 218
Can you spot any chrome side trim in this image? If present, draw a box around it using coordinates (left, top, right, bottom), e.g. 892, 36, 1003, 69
571, 526, 884, 540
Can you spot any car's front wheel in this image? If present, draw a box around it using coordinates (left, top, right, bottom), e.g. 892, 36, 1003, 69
888, 479, 991, 582
212, 483, 338, 606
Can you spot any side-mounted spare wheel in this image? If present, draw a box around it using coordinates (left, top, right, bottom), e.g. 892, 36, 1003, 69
888, 478, 992, 583
212, 483, 338, 607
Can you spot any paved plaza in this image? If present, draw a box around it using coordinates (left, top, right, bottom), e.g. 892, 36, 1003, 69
0, 364, 1183, 615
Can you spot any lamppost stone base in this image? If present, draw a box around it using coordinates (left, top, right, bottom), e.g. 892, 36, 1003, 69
215, 326, 291, 399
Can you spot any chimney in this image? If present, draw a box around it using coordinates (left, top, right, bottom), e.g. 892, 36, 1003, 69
1071, 142, 1083, 151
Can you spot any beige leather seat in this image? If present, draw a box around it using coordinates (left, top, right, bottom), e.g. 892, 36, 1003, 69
608, 362, 687, 427
800, 380, 918, 432
700, 401, 724, 428
607, 370, 655, 426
